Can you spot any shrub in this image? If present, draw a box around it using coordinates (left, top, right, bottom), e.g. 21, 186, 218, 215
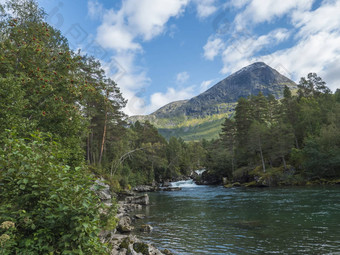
0, 131, 107, 254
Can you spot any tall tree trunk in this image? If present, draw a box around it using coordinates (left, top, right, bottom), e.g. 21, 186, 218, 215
86, 133, 90, 164
294, 133, 299, 149
98, 109, 107, 165
259, 141, 266, 173
282, 155, 287, 169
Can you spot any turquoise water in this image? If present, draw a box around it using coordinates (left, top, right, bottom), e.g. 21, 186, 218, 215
134, 182, 340, 254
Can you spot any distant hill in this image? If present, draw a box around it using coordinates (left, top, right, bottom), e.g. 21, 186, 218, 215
130, 62, 297, 141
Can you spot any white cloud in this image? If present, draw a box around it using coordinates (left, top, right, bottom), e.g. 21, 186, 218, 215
264, 32, 340, 91
176, 71, 190, 84
203, 37, 225, 60
234, 0, 314, 30
91, 0, 191, 115
200, 79, 214, 92
149, 86, 195, 113
194, 0, 217, 19
292, 0, 340, 38
202, 0, 340, 93
97, 22, 141, 51
87, 0, 104, 20
124, 0, 189, 40
220, 28, 291, 74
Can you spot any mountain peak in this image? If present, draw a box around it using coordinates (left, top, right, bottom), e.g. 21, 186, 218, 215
151, 62, 296, 119
230, 62, 270, 77
131, 62, 297, 141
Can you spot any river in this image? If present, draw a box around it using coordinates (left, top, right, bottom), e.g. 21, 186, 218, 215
133, 180, 340, 254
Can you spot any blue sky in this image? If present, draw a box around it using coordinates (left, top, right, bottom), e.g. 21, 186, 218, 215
34, 0, 340, 115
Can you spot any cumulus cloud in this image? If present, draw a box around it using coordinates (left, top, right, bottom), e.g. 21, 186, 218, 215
194, 0, 218, 19
220, 28, 291, 74
200, 79, 214, 92
203, 37, 225, 60
234, 0, 314, 30
87, 0, 104, 20
149, 86, 195, 113
91, 0, 191, 115
176, 71, 190, 84
203, 0, 340, 92
265, 32, 340, 91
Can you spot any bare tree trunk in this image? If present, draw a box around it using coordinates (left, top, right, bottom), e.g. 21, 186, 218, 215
259, 142, 266, 173
99, 108, 107, 165
295, 134, 299, 149
91, 132, 95, 164
282, 155, 287, 169
87, 133, 90, 164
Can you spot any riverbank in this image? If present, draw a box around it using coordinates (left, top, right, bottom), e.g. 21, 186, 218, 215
95, 179, 173, 255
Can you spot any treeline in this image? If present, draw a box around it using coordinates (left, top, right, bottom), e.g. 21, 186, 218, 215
106, 120, 205, 188
206, 73, 340, 184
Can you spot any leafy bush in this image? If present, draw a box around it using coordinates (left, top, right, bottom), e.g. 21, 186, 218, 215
0, 131, 107, 254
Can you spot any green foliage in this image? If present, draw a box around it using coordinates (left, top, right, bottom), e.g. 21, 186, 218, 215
133, 242, 149, 255
215, 73, 340, 184
0, 131, 107, 254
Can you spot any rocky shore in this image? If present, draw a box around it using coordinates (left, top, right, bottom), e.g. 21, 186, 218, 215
94, 179, 173, 255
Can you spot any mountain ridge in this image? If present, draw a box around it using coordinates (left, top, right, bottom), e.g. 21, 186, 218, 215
130, 62, 297, 140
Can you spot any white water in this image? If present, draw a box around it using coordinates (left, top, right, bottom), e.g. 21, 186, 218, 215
195, 169, 206, 175
170, 179, 198, 188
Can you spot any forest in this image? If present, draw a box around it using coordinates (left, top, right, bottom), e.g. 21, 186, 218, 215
0, 1, 203, 253
0, 0, 339, 254
208, 79, 340, 186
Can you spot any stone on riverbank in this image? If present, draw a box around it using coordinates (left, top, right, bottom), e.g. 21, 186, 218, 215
162, 187, 182, 191
140, 224, 153, 233
133, 185, 159, 192
117, 216, 134, 233
125, 194, 150, 205
135, 214, 146, 219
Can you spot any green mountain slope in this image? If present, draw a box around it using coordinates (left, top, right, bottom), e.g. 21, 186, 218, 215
130, 62, 297, 141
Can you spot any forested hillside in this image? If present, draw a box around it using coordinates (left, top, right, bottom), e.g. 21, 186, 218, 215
205, 75, 340, 186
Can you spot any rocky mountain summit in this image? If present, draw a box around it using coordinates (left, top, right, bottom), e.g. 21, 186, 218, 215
130, 62, 297, 140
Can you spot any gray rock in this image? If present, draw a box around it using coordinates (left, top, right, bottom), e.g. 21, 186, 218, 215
117, 216, 134, 233
91, 179, 112, 201
134, 214, 146, 219
162, 180, 171, 187
133, 185, 157, 192
140, 224, 153, 233
125, 194, 149, 205
162, 187, 182, 191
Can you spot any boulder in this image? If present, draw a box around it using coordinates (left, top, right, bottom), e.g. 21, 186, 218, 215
133, 185, 157, 192
117, 216, 134, 233
140, 224, 153, 233
162, 249, 174, 255
134, 214, 146, 219
162, 180, 171, 187
91, 179, 112, 201
195, 171, 221, 185
125, 194, 149, 205
162, 187, 182, 191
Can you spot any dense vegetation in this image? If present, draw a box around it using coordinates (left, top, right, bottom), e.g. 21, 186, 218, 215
206, 74, 340, 185
0, 1, 204, 253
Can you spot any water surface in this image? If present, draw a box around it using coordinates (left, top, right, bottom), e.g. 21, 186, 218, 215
134, 181, 340, 254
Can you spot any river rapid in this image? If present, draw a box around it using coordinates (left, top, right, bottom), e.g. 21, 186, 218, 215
133, 180, 340, 254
